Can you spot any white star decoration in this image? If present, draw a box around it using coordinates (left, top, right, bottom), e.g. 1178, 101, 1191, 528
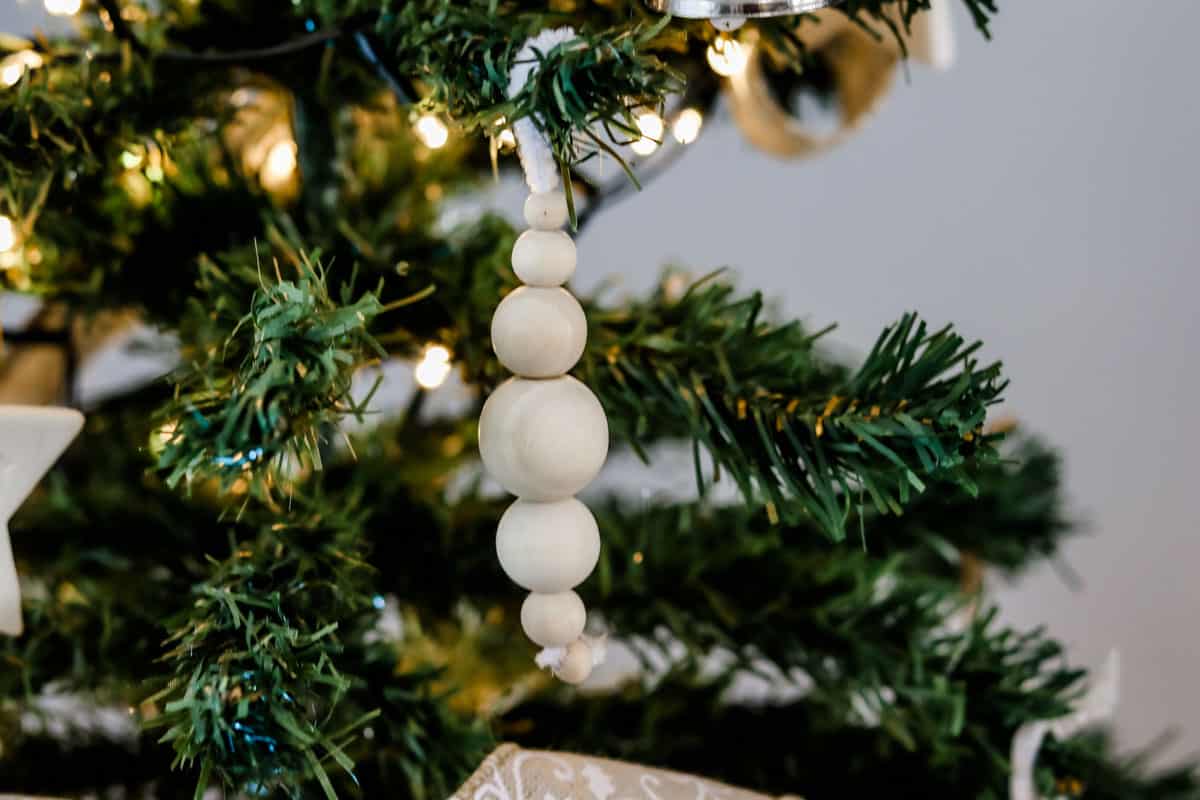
0, 405, 84, 636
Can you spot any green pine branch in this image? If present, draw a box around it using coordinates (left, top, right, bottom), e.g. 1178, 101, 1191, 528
582, 275, 1006, 540
155, 254, 388, 490
144, 502, 376, 799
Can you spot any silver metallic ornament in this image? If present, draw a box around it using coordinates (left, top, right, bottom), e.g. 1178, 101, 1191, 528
643, 0, 839, 19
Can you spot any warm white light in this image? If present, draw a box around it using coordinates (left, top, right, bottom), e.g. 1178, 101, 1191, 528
707, 37, 748, 78
260, 139, 297, 190
45, 0, 82, 16
148, 420, 179, 459
414, 114, 449, 150
672, 108, 704, 145
637, 112, 664, 141
497, 128, 517, 151
414, 344, 453, 389
631, 137, 658, 156
120, 147, 144, 170
631, 111, 664, 156
0, 215, 17, 253
1, 51, 43, 88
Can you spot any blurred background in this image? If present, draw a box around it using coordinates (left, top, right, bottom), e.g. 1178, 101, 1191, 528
3, 0, 1197, 763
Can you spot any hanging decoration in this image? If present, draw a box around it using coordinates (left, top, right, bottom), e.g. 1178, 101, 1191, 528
727, 1, 955, 158
642, 0, 839, 19
478, 28, 609, 685
1009, 651, 1121, 800
0, 404, 85, 636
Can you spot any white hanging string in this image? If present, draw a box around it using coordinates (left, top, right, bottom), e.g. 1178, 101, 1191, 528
507, 27, 577, 194
535, 634, 608, 672
1010, 650, 1121, 800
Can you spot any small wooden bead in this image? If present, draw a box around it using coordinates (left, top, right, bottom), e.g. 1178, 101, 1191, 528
512, 230, 576, 287
478, 376, 608, 501
491, 287, 587, 378
496, 498, 600, 593
523, 191, 569, 230
521, 590, 587, 647
554, 638, 594, 685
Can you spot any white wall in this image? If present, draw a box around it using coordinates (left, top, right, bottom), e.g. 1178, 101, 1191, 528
4, 0, 1198, 763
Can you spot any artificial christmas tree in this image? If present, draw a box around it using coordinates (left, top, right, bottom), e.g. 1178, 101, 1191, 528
0, 0, 1196, 798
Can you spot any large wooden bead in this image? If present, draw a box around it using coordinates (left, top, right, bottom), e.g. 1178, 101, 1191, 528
523, 191, 569, 231
521, 590, 587, 647
496, 498, 600, 593
512, 230, 576, 287
554, 638, 594, 685
491, 287, 587, 378
478, 376, 608, 500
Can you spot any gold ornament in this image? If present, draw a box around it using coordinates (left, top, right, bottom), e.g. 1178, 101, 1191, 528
727, 2, 955, 159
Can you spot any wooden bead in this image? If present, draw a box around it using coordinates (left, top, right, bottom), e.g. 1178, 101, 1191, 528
523, 191, 569, 230
491, 287, 587, 378
478, 376, 608, 501
496, 499, 600, 593
554, 638, 594, 685
521, 590, 587, 647
512, 230, 576, 287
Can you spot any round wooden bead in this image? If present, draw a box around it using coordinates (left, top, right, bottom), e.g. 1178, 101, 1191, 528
512, 230, 576, 287
478, 376, 608, 501
491, 287, 587, 378
496, 498, 600, 593
521, 590, 587, 647
523, 191, 569, 231
554, 638, 594, 685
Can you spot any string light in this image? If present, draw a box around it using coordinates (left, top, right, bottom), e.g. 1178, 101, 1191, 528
414, 344, 453, 389
672, 108, 704, 145
1, 51, 43, 88
120, 147, 145, 170
631, 111, 664, 156
259, 139, 297, 191
493, 117, 517, 152
707, 35, 748, 77
0, 215, 17, 253
44, 0, 82, 16
414, 114, 449, 150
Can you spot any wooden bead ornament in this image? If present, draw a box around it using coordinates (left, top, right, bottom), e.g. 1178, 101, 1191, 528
523, 190, 570, 231
521, 590, 587, 648
551, 638, 595, 685
478, 376, 608, 501
491, 287, 587, 378
511, 230, 576, 287
496, 498, 601, 593
481, 26, 609, 684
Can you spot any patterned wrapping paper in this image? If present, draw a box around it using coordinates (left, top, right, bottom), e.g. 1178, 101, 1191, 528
451, 745, 800, 800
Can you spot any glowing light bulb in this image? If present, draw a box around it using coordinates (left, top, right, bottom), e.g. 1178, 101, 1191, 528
414, 114, 449, 150
120, 147, 145, 170
260, 139, 297, 190
672, 108, 704, 145
414, 344, 453, 389
1, 51, 43, 88
0, 215, 17, 253
497, 128, 517, 151
631, 138, 658, 156
637, 112, 664, 141
707, 36, 747, 78
45, 0, 82, 16
631, 111, 664, 156
148, 420, 179, 459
